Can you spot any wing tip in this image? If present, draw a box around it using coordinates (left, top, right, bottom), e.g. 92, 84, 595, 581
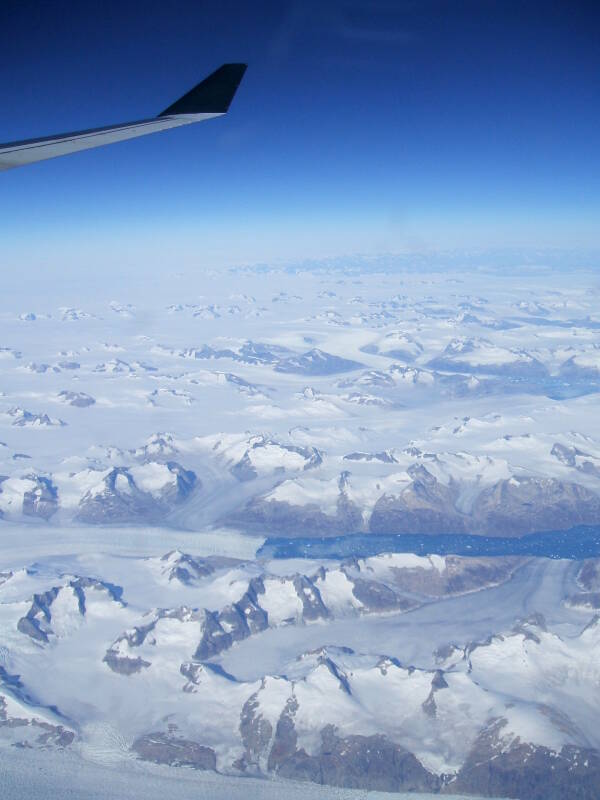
159, 63, 247, 117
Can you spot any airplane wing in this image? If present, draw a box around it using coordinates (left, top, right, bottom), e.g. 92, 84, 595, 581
0, 63, 247, 172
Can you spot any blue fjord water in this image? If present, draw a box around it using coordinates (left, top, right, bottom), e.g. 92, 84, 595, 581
258, 525, 600, 561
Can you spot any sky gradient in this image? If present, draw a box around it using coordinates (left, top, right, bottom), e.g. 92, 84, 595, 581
1, 0, 599, 271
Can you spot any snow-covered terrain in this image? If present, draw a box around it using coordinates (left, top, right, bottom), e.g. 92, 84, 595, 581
1, 261, 600, 798
1, 263, 599, 538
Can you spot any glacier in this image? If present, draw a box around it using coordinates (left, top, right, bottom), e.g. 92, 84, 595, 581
1, 259, 600, 798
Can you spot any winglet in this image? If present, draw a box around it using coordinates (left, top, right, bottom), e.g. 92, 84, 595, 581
159, 63, 247, 117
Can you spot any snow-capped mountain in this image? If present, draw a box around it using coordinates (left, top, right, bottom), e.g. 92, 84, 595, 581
1, 262, 600, 797
1, 547, 598, 799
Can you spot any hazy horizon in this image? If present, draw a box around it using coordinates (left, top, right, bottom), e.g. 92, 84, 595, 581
2, 0, 600, 270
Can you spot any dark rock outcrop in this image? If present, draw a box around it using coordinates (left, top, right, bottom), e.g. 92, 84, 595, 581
565, 592, 600, 610
275, 348, 363, 376
194, 611, 233, 660
471, 477, 600, 537
268, 711, 440, 793
350, 578, 414, 612
370, 465, 467, 535
17, 587, 61, 642
577, 559, 600, 591
57, 390, 95, 407
160, 551, 214, 584
238, 689, 274, 771
77, 462, 197, 524
19, 577, 124, 644
22, 476, 58, 519
293, 575, 328, 620
447, 720, 600, 800
132, 732, 216, 770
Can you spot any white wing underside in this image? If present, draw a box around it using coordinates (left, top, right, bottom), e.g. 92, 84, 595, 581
0, 113, 220, 171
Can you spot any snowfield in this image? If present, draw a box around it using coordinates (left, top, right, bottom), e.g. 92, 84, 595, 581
1, 260, 600, 798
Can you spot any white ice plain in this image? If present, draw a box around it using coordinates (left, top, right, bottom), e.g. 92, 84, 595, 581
1, 259, 600, 798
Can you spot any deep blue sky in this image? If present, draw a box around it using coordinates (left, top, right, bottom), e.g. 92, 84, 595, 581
1, 0, 599, 270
